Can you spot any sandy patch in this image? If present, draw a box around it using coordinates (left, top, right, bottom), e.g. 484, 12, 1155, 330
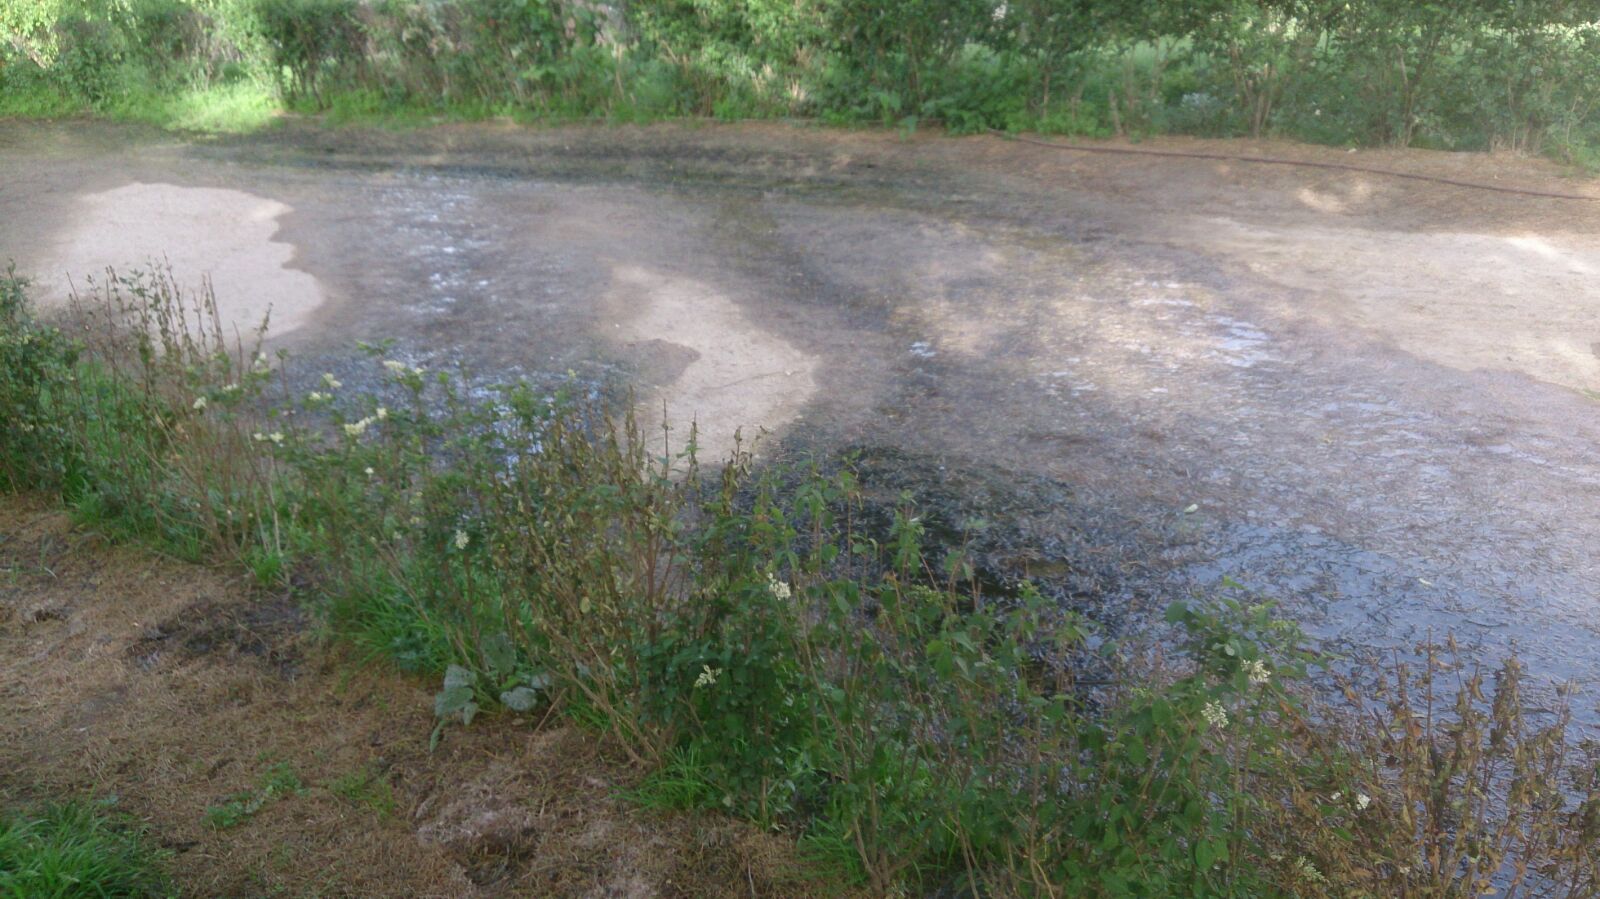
607, 264, 818, 460
1185, 217, 1600, 393
37, 182, 324, 339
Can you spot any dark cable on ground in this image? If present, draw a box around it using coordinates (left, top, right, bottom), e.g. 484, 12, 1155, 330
992, 130, 1600, 202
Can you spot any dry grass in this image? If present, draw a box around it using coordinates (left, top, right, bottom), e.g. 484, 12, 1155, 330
0, 493, 839, 898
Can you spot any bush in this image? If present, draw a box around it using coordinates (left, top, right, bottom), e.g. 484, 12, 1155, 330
8, 0, 1600, 162
0, 267, 76, 492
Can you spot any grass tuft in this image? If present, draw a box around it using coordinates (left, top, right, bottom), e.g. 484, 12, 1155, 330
0, 800, 173, 898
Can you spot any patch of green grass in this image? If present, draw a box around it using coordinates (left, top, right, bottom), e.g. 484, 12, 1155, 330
624, 746, 721, 812
0, 78, 276, 134
204, 763, 305, 830
0, 83, 85, 120
0, 800, 173, 898
324, 767, 396, 819
121, 82, 280, 134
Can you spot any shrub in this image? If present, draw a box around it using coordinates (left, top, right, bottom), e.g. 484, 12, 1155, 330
0, 267, 76, 491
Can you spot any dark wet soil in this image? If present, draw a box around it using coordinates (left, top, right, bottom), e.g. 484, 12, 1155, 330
127, 593, 306, 675
5, 118, 1600, 710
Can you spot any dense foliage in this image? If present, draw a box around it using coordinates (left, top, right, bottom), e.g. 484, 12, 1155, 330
6, 266, 1600, 895
4, 0, 1600, 161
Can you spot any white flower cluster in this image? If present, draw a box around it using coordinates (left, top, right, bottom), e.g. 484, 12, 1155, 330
767, 574, 791, 600
694, 664, 722, 688
382, 360, 426, 378
1202, 701, 1228, 729
1294, 856, 1325, 884
1245, 659, 1270, 686
453, 529, 470, 550
192, 396, 207, 411
343, 416, 375, 437
322, 372, 342, 389
1332, 791, 1372, 811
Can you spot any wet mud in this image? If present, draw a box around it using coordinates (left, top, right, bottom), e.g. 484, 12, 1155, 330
4, 119, 1600, 707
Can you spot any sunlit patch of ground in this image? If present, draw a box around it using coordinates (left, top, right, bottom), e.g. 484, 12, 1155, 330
38, 182, 325, 339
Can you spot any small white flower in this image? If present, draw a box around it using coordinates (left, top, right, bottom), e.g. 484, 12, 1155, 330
375, 406, 388, 421
1330, 792, 1342, 803
221, 382, 239, 394
694, 665, 722, 689
767, 574, 791, 600
343, 417, 370, 437
1245, 659, 1270, 686
269, 431, 284, 445
322, 372, 341, 389
453, 529, 469, 550
1294, 856, 1325, 883
383, 360, 407, 374
364, 467, 375, 477
252, 353, 271, 374
192, 396, 207, 411
1356, 793, 1371, 810
308, 391, 330, 404
253, 432, 267, 442
1202, 701, 1228, 729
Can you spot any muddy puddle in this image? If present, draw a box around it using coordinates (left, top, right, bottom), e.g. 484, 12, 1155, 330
4, 120, 1600, 712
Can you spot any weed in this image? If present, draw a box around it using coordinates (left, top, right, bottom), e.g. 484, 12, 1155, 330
325, 767, 396, 818
204, 762, 305, 830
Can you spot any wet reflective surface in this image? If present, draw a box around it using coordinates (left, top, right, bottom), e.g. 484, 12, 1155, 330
4, 120, 1599, 708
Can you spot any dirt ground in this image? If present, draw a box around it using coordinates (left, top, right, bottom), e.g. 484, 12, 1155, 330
3, 120, 1600, 727
0, 495, 831, 898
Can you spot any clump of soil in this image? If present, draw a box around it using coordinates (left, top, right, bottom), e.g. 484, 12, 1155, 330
0, 494, 835, 897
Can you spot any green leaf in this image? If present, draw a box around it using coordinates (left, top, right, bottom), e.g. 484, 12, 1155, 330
500, 686, 541, 712
443, 664, 477, 691
1195, 837, 1228, 870
434, 685, 473, 718
482, 633, 515, 678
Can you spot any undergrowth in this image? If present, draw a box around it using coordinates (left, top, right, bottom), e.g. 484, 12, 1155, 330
3, 1, 1600, 165
4, 265, 1600, 895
